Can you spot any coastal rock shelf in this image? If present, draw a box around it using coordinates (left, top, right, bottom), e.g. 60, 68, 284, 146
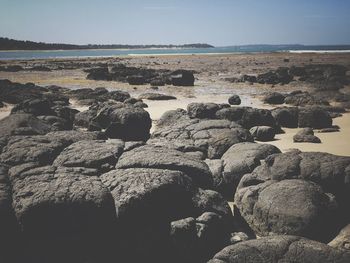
0, 54, 350, 263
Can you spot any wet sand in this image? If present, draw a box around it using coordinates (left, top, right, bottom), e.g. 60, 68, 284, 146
266, 113, 350, 156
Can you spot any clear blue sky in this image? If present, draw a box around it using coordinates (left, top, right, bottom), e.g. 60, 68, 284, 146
1, 0, 350, 46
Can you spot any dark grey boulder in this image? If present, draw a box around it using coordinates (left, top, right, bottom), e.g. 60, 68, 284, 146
209, 142, 281, 199
263, 92, 285, 104
249, 126, 275, 141
152, 114, 253, 159
0, 113, 52, 136
208, 235, 350, 263
235, 179, 338, 242
91, 103, 152, 141
100, 168, 195, 262
271, 106, 299, 128
12, 171, 116, 263
228, 95, 241, 105
187, 103, 224, 119
139, 92, 176, 100
115, 145, 213, 189
298, 106, 333, 128
53, 139, 125, 174
285, 91, 329, 106
293, 128, 321, 143
216, 107, 278, 130
11, 98, 54, 116
171, 70, 195, 86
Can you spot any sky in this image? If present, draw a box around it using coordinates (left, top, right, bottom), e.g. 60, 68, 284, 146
0, 0, 350, 46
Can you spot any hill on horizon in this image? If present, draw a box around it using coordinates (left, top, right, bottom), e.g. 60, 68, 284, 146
0, 37, 214, 50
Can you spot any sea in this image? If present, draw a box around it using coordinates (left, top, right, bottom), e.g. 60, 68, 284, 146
1, 45, 349, 60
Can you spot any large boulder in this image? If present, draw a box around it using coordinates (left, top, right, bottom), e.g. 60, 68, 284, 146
187, 103, 225, 119
271, 106, 299, 128
81, 102, 152, 141
293, 128, 321, 143
263, 92, 285, 104
152, 114, 253, 159
298, 106, 333, 128
53, 139, 125, 174
171, 70, 195, 86
115, 145, 213, 189
249, 126, 275, 141
235, 151, 350, 240
228, 95, 241, 105
138, 93, 176, 100
12, 170, 116, 262
216, 107, 278, 130
208, 235, 350, 263
101, 167, 233, 263
0, 113, 52, 137
208, 142, 281, 199
235, 179, 337, 242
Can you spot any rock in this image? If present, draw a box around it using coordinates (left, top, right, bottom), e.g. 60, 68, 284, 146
263, 92, 285, 104
216, 107, 278, 130
53, 140, 125, 174
0, 165, 20, 262
249, 126, 275, 141
293, 128, 321, 143
11, 98, 54, 116
12, 171, 116, 262
208, 235, 350, 263
257, 67, 293, 85
0, 113, 52, 136
152, 115, 253, 159
150, 79, 166, 86
0, 131, 104, 167
171, 70, 195, 86
237, 151, 350, 229
38, 115, 71, 130
86, 67, 111, 80
127, 75, 146, 85
318, 127, 340, 133
89, 103, 152, 141
115, 145, 213, 189
100, 168, 195, 262
187, 103, 222, 119
285, 91, 329, 106
298, 106, 332, 128
210, 142, 281, 199
329, 224, 350, 251
138, 93, 176, 100
235, 179, 338, 241
229, 232, 249, 245
228, 95, 241, 105
68, 88, 131, 104
271, 106, 299, 128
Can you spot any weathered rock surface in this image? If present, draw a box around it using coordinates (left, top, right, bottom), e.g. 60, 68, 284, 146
234, 151, 350, 241
235, 179, 337, 241
115, 145, 213, 188
249, 126, 275, 141
208, 235, 350, 263
0, 113, 52, 136
228, 95, 241, 105
216, 107, 278, 130
138, 92, 176, 100
263, 92, 285, 104
293, 128, 321, 143
208, 142, 280, 199
152, 110, 253, 159
53, 139, 125, 174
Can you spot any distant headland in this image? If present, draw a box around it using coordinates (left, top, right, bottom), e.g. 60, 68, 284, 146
0, 37, 214, 51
